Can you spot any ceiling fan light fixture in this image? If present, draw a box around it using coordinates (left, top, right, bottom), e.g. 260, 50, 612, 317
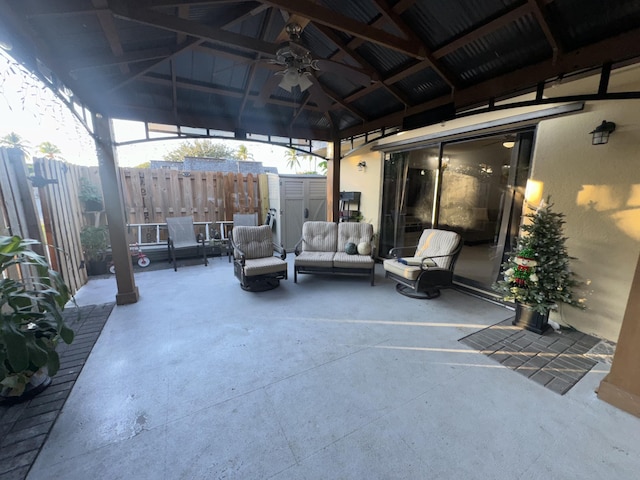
298, 72, 313, 92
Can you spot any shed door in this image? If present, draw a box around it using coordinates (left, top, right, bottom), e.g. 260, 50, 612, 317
282, 178, 305, 251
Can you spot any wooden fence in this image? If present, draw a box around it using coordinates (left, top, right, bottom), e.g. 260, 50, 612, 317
1, 152, 271, 295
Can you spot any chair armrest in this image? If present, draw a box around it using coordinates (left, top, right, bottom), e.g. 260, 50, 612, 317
388, 245, 417, 258
229, 233, 246, 264
294, 237, 304, 256
273, 243, 287, 261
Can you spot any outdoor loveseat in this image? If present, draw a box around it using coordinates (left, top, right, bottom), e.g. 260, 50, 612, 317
293, 221, 376, 285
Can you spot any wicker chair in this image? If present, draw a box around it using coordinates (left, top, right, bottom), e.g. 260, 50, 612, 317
230, 225, 287, 291
383, 229, 462, 299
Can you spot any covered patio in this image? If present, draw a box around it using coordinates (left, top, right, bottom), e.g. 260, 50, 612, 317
4, 260, 640, 479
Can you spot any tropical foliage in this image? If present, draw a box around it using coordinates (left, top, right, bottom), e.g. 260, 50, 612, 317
163, 139, 236, 162
0, 235, 75, 397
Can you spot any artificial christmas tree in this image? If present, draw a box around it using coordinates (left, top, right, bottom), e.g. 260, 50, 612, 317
493, 198, 585, 333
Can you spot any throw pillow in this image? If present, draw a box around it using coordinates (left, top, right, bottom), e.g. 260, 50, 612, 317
345, 242, 357, 255
357, 242, 371, 255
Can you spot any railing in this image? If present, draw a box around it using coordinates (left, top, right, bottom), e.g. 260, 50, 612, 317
126, 222, 219, 246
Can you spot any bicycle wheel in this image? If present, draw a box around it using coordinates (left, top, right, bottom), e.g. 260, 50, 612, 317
137, 256, 151, 268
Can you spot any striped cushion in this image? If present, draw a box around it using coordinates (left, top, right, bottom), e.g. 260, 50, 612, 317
383, 259, 422, 280
301, 222, 337, 252
414, 229, 460, 269
295, 251, 335, 267
233, 225, 273, 259
243, 257, 287, 276
333, 252, 374, 268
337, 223, 373, 251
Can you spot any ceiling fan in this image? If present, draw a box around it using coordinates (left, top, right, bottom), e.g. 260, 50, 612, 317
269, 23, 371, 93
271, 23, 318, 92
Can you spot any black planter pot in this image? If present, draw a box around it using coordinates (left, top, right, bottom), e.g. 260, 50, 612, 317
0, 368, 52, 405
83, 199, 103, 212
87, 259, 108, 276
513, 303, 551, 334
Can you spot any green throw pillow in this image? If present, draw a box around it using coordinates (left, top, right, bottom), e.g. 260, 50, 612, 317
345, 242, 357, 255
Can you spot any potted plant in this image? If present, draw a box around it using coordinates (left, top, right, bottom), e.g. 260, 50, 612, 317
0, 235, 75, 402
492, 198, 585, 334
79, 177, 103, 212
80, 225, 109, 275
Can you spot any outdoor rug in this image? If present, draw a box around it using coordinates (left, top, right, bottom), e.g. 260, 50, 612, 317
0, 302, 114, 480
459, 318, 603, 395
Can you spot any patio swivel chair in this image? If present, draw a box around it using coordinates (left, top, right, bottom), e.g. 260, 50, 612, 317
166, 215, 208, 271
383, 229, 462, 299
230, 225, 287, 291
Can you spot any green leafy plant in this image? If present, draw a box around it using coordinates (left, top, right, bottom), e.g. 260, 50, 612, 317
78, 177, 103, 204
492, 198, 586, 314
80, 225, 109, 261
0, 235, 75, 397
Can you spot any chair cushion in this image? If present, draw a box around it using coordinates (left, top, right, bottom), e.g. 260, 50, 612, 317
333, 252, 374, 269
243, 257, 287, 276
383, 259, 422, 281
301, 222, 338, 252
337, 223, 373, 251
414, 229, 460, 269
295, 251, 335, 268
233, 225, 273, 259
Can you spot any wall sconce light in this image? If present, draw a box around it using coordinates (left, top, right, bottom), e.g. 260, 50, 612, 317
589, 120, 616, 145
357, 161, 367, 171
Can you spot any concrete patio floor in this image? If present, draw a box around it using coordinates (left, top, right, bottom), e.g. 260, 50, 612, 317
24, 258, 640, 479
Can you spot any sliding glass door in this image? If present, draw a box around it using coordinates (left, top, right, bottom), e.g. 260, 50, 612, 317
380, 130, 534, 291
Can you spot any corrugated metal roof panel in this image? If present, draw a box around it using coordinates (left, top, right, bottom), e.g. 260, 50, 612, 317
321, 0, 379, 24
395, 68, 451, 104
356, 42, 412, 74
442, 13, 551, 86
403, 0, 523, 49
351, 87, 403, 118
548, 0, 640, 51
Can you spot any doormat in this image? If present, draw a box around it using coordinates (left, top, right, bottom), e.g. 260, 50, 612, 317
459, 318, 601, 395
0, 302, 115, 480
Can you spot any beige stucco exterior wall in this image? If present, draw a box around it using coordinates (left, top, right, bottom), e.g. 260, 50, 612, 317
339, 144, 384, 237
339, 66, 640, 342
530, 99, 640, 342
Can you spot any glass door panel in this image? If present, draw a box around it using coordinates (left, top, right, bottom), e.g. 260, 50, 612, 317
439, 132, 532, 288
380, 147, 439, 256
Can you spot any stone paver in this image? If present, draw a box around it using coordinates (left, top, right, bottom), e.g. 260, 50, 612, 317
459, 317, 602, 395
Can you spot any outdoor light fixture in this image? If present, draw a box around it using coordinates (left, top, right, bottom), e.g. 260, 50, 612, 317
502, 140, 515, 149
590, 120, 616, 145
357, 161, 367, 171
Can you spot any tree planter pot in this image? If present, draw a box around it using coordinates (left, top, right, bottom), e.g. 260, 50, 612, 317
0, 368, 52, 405
513, 303, 551, 334
83, 199, 103, 212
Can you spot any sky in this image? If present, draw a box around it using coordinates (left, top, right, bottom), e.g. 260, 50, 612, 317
0, 50, 313, 174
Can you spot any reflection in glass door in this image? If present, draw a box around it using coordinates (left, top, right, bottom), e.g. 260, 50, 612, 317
440, 132, 533, 288
379, 146, 440, 256
379, 131, 534, 292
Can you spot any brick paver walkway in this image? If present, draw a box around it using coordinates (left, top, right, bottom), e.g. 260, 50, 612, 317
459, 318, 602, 395
0, 303, 114, 480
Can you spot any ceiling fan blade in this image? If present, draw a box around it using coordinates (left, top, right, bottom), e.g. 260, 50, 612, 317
314, 60, 371, 86
255, 73, 283, 106
306, 76, 333, 111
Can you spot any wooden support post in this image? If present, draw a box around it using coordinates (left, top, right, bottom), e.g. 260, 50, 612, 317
326, 138, 341, 222
93, 113, 139, 305
598, 255, 640, 418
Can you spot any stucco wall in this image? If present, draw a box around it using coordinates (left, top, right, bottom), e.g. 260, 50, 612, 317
531, 100, 640, 341
339, 145, 383, 239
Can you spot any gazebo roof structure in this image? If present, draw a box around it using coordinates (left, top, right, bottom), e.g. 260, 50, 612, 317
1, 0, 640, 146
